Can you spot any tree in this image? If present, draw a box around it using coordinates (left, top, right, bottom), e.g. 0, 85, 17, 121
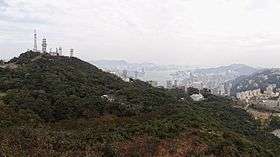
200, 88, 212, 98
186, 87, 199, 95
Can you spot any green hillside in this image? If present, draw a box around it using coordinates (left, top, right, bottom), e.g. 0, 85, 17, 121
0, 51, 279, 157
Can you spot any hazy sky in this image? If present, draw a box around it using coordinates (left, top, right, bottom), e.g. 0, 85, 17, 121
1, 0, 280, 67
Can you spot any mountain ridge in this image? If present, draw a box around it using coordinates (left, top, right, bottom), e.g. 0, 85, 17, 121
194, 64, 259, 76
231, 68, 280, 95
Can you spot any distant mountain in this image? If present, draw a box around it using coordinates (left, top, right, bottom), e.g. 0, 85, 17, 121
91, 60, 158, 71
231, 68, 280, 95
92, 60, 129, 68
194, 64, 259, 76
91, 60, 193, 72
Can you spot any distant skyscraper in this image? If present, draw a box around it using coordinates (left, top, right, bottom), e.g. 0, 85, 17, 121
134, 71, 139, 79
166, 80, 172, 89
42, 38, 47, 53
70, 49, 74, 57
33, 30, 38, 52
189, 72, 194, 82
174, 80, 178, 87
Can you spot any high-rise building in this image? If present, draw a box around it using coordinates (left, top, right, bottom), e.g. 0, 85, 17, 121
134, 71, 139, 79
42, 38, 47, 53
174, 80, 178, 88
166, 80, 172, 89
266, 84, 276, 96
224, 82, 232, 96
33, 30, 38, 52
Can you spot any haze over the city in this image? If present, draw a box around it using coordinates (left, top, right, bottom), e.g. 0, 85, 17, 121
1, 0, 280, 67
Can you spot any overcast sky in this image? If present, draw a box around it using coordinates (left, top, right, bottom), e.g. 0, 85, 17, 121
0, 0, 280, 67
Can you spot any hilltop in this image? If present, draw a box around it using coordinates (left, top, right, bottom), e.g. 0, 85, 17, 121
0, 51, 181, 121
0, 51, 280, 157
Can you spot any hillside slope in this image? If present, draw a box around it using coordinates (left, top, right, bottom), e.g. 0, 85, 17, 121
231, 69, 280, 95
0, 52, 279, 157
1, 51, 180, 121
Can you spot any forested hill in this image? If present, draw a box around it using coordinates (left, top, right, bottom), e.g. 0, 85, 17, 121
0, 51, 180, 121
231, 69, 280, 95
0, 51, 280, 157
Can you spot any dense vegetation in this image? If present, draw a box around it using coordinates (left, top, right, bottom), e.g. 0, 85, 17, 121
269, 116, 280, 131
0, 51, 280, 157
1, 51, 183, 122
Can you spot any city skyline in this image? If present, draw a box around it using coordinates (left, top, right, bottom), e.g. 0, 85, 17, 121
1, 0, 280, 68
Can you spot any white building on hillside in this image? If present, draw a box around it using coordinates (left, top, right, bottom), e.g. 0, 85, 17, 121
190, 94, 205, 101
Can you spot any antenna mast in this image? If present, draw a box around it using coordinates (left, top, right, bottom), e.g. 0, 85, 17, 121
42, 38, 47, 53
70, 49, 74, 57
33, 29, 38, 52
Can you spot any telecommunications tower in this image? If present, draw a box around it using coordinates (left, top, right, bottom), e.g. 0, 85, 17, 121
33, 30, 38, 52
42, 38, 47, 53
70, 49, 74, 57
